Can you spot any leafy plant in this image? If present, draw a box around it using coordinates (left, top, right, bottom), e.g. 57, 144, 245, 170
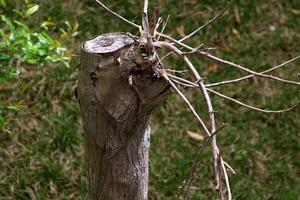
0, 0, 78, 133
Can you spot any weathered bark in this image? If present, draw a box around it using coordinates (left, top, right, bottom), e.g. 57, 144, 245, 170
77, 33, 170, 200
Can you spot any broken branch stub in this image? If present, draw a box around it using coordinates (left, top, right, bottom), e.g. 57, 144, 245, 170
77, 33, 170, 200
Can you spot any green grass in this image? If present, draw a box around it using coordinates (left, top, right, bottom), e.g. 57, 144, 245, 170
1, 0, 300, 199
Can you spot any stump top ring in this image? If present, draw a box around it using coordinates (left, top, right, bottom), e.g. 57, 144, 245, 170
83, 33, 134, 54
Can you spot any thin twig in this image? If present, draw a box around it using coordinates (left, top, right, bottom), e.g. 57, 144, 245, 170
160, 51, 173, 62
154, 17, 163, 35
182, 44, 204, 55
155, 41, 202, 80
153, 51, 173, 70
206, 55, 300, 88
157, 15, 170, 41
200, 52, 300, 86
207, 88, 299, 113
158, 32, 195, 50
93, 2, 299, 200
143, 0, 148, 15
156, 41, 223, 197
170, 77, 195, 88
166, 69, 189, 74
223, 161, 236, 175
179, 1, 231, 42
162, 73, 211, 137
182, 124, 227, 200
168, 74, 198, 87
221, 158, 232, 200
95, 0, 141, 29
157, 34, 300, 86
142, 0, 150, 31
169, 74, 298, 113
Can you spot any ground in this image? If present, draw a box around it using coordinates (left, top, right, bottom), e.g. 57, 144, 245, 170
0, 0, 299, 199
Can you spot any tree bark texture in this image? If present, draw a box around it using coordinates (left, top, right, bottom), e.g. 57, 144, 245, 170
77, 33, 170, 200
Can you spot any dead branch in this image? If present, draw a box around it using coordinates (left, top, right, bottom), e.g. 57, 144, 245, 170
95, 0, 141, 29
221, 157, 232, 200
182, 124, 227, 200
158, 33, 300, 86
179, 1, 231, 43
223, 161, 236, 175
93, 1, 299, 199
207, 88, 299, 113
200, 52, 300, 86
170, 77, 195, 88
143, 0, 148, 15
161, 72, 211, 137
169, 74, 298, 113
156, 15, 170, 41
155, 41, 223, 198
206, 55, 300, 88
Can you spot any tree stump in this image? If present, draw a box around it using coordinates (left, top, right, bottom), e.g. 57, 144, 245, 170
77, 33, 170, 200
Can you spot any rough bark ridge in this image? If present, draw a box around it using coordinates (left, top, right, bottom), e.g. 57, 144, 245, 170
77, 33, 170, 200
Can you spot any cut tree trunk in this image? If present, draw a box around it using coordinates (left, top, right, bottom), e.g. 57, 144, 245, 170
77, 33, 170, 200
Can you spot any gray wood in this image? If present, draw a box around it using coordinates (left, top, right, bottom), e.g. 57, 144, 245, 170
77, 33, 170, 200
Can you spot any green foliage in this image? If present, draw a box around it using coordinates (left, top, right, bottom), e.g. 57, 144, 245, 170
0, 0, 78, 133
0, 0, 79, 84
0, 0, 6, 7
0, 3, 73, 83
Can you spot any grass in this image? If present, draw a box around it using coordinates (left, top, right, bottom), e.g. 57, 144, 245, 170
1, 0, 300, 199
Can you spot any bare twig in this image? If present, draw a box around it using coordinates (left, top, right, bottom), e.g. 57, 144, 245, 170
155, 41, 223, 197
143, 0, 149, 15
182, 44, 204, 55
221, 158, 232, 200
142, 0, 150, 32
142, 0, 150, 33
166, 69, 188, 74
168, 74, 198, 87
207, 88, 299, 113
223, 160, 236, 175
94, 1, 299, 200
170, 77, 195, 88
182, 124, 227, 200
179, 1, 231, 43
206, 55, 300, 88
157, 34, 300, 86
200, 52, 300, 86
154, 17, 163, 35
157, 15, 170, 41
155, 41, 202, 80
154, 52, 173, 70
158, 32, 194, 50
169, 74, 298, 113
95, 0, 141, 29
162, 72, 211, 137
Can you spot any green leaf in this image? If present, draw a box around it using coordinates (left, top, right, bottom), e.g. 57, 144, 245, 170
0, 65, 20, 79
0, 0, 6, 7
0, 15, 15, 31
12, 9, 23, 17
0, 53, 10, 61
13, 20, 30, 31
7, 105, 21, 112
34, 32, 54, 45
25, 4, 39, 17
40, 21, 55, 30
